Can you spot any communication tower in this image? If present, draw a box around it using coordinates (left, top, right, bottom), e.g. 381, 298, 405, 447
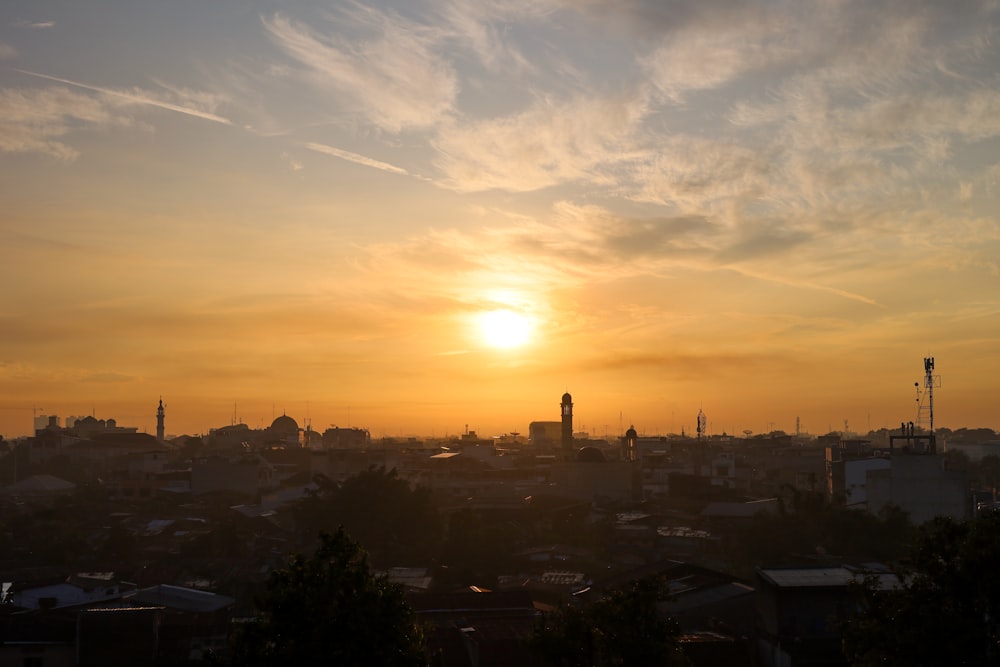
695, 408, 707, 476
915, 356, 940, 436
892, 357, 940, 455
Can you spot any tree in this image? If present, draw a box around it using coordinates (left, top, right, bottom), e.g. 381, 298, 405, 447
842, 512, 1000, 666
294, 467, 442, 567
531, 575, 689, 666
227, 527, 428, 666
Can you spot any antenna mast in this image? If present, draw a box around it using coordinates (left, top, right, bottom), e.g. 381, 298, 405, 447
915, 357, 941, 452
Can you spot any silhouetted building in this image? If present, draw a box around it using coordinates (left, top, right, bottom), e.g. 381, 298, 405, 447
866, 453, 968, 524
321, 426, 370, 449
549, 447, 639, 504
265, 414, 300, 447
156, 398, 165, 442
528, 421, 561, 447
755, 565, 897, 667
560, 393, 573, 457
622, 425, 638, 462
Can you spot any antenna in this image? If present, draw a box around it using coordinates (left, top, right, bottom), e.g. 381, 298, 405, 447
896, 356, 941, 455
916, 356, 940, 435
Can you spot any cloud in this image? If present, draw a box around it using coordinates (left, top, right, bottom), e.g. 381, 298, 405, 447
305, 142, 409, 175
433, 0, 548, 72
1, 70, 236, 159
263, 8, 457, 132
0, 42, 15, 59
628, 135, 777, 212
433, 89, 650, 192
356, 201, 735, 299
281, 152, 304, 172
0, 87, 127, 160
640, 9, 791, 100
13, 20, 55, 29
15, 70, 233, 125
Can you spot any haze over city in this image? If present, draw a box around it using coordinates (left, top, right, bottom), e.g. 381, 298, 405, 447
3, 1, 1000, 439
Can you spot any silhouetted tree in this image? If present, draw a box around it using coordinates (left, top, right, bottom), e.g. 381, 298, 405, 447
440, 508, 524, 583
729, 493, 912, 574
227, 527, 428, 666
531, 575, 688, 666
843, 512, 1000, 666
294, 467, 441, 567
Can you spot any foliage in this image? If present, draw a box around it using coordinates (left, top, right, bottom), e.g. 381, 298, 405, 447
531, 575, 689, 667
440, 508, 525, 583
729, 491, 913, 572
227, 527, 429, 667
842, 512, 1000, 666
294, 466, 442, 567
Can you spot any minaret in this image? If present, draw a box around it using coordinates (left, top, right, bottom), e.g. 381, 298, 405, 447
560, 392, 573, 456
156, 397, 165, 442
696, 408, 706, 476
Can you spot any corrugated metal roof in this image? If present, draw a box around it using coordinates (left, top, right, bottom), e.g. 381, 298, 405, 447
758, 567, 854, 588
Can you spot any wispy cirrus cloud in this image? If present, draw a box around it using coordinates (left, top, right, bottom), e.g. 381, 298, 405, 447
263, 7, 457, 133
1, 70, 235, 159
15, 70, 232, 125
433, 0, 550, 72
433, 89, 650, 192
0, 86, 130, 160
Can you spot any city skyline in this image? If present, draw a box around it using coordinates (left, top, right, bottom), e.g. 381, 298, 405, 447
3, 376, 987, 442
3, 1, 1000, 438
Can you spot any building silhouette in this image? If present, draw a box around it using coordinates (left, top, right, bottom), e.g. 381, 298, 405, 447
561, 392, 573, 458
156, 398, 165, 442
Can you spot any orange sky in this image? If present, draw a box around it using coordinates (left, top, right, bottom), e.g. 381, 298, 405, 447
2, 1, 999, 439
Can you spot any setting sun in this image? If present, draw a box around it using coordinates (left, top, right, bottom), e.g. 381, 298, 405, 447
478, 309, 534, 349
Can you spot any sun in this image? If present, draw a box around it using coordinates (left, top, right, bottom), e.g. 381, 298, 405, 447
478, 308, 534, 349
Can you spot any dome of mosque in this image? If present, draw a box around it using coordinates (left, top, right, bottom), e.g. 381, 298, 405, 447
269, 414, 299, 435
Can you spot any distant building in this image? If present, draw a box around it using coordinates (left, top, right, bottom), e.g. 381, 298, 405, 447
866, 453, 968, 524
560, 392, 573, 457
528, 421, 561, 447
70, 416, 138, 438
321, 426, 370, 449
622, 425, 638, 462
206, 414, 305, 450
34, 414, 56, 432
549, 446, 639, 504
265, 414, 301, 447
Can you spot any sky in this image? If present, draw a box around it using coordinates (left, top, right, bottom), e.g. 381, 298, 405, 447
2, 0, 1000, 440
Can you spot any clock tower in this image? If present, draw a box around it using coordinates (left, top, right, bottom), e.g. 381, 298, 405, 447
560, 392, 573, 456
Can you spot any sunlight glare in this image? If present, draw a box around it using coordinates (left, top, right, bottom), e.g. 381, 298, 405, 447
479, 309, 534, 349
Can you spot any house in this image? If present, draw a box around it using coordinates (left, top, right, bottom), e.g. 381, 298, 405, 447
755, 565, 897, 667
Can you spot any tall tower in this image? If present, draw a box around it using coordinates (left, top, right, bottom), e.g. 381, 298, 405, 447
560, 392, 573, 455
622, 425, 638, 462
696, 408, 707, 476
156, 397, 165, 442
916, 357, 940, 452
